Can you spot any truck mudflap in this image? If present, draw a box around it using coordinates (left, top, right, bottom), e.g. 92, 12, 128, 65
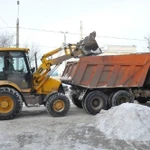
61, 53, 150, 89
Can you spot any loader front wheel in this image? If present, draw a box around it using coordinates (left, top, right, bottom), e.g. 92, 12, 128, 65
46, 93, 70, 117
0, 87, 23, 120
82, 90, 107, 115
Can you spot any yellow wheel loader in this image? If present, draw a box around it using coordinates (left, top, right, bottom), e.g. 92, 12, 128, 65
0, 31, 100, 119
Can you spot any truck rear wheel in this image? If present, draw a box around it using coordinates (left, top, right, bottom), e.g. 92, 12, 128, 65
136, 97, 148, 104
112, 90, 134, 106
107, 92, 115, 109
70, 93, 83, 108
0, 87, 23, 120
82, 90, 107, 115
46, 93, 70, 117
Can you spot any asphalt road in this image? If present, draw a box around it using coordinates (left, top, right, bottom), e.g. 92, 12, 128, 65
0, 102, 150, 150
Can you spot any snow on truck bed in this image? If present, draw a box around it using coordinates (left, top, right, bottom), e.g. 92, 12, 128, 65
94, 103, 150, 141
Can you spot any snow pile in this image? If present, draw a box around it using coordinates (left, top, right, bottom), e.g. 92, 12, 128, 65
95, 103, 150, 141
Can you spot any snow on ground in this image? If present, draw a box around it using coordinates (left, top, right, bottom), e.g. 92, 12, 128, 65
1, 102, 150, 150
94, 103, 150, 141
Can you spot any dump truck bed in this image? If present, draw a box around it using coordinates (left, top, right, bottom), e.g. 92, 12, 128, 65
61, 53, 150, 88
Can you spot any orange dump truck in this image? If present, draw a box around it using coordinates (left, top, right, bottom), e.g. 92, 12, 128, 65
61, 53, 150, 115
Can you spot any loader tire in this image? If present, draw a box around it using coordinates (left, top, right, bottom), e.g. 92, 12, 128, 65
46, 93, 70, 117
0, 87, 23, 120
136, 97, 148, 104
82, 90, 107, 115
43, 91, 58, 106
112, 90, 134, 106
70, 93, 83, 108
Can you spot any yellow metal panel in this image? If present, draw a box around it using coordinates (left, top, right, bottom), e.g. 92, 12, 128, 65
0, 80, 21, 92
0, 48, 29, 52
35, 77, 61, 94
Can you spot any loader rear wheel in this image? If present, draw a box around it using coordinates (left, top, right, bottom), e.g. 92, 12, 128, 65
136, 97, 148, 104
0, 87, 23, 120
82, 90, 107, 115
112, 90, 134, 106
70, 93, 83, 108
46, 93, 70, 117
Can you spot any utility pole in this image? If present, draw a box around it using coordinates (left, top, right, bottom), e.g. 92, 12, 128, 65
16, 1, 20, 48
34, 52, 38, 70
61, 31, 68, 46
80, 21, 83, 40
60, 31, 68, 66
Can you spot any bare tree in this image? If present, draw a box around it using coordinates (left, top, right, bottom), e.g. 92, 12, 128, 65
0, 32, 14, 47
24, 42, 40, 67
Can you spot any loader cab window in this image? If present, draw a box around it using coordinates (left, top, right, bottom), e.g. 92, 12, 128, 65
6, 52, 28, 73
0, 52, 5, 80
5, 51, 32, 89
0, 56, 4, 72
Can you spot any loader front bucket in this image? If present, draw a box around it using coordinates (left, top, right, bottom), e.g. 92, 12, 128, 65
80, 31, 102, 56
84, 31, 99, 51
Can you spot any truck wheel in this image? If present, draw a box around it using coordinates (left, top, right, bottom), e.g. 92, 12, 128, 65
107, 92, 115, 109
112, 90, 134, 106
70, 93, 83, 108
82, 90, 107, 115
46, 93, 70, 117
136, 97, 148, 104
0, 87, 23, 120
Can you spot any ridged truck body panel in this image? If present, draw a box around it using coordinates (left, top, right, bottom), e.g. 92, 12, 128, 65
61, 53, 150, 88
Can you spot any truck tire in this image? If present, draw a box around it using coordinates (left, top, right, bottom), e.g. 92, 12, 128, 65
112, 90, 134, 106
46, 93, 70, 117
107, 92, 116, 109
136, 97, 148, 104
82, 90, 107, 115
70, 93, 83, 108
0, 87, 23, 120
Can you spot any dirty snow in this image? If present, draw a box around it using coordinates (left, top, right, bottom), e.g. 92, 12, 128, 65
1, 102, 150, 150
95, 103, 150, 141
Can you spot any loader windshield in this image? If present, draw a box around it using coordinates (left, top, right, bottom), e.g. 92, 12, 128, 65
6, 52, 28, 73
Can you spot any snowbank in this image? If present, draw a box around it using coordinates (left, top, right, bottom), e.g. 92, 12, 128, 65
95, 103, 150, 141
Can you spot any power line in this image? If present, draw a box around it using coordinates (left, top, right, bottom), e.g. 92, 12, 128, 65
0, 27, 15, 29
97, 35, 145, 41
19, 27, 62, 34
19, 27, 146, 42
0, 26, 147, 42
0, 16, 15, 34
0, 16, 10, 28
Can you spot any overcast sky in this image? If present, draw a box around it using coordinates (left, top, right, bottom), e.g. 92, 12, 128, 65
0, 0, 150, 53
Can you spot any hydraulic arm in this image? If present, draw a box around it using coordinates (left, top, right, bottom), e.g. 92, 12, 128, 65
33, 31, 101, 89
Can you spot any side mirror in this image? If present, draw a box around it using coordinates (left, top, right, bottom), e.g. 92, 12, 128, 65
31, 67, 35, 73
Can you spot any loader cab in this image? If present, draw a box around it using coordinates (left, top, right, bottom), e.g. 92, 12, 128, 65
0, 48, 32, 89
